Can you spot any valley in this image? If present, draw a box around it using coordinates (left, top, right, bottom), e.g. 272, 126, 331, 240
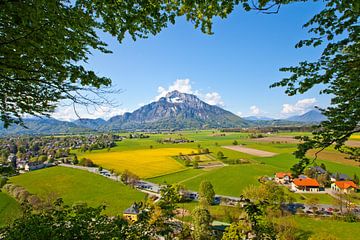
1, 130, 360, 239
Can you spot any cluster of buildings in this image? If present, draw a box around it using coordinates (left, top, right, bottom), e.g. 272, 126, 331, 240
7, 154, 52, 172
275, 169, 359, 194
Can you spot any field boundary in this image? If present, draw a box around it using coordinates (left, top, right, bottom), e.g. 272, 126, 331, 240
222, 145, 277, 157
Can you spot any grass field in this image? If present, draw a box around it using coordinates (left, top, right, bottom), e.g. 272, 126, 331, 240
9, 167, 145, 215
79, 148, 194, 178
294, 215, 360, 240
87, 130, 360, 199
0, 192, 22, 227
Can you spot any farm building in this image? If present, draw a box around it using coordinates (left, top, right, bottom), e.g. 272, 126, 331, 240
330, 173, 350, 182
331, 181, 358, 194
274, 172, 292, 184
291, 178, 320, 192
25, 161, 45, 171
123, 204, 141, 222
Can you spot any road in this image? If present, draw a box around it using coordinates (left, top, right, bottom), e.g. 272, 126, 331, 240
58, 164, 360, 215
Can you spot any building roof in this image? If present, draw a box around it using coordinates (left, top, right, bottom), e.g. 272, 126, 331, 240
293, 178, 320, 187
311, 166, 326, 174
275, 172, 292, 178
331, 173, 350, 180
334, 181, 358, 189
123, 204, 140, 215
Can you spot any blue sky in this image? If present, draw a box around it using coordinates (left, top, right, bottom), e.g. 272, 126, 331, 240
53, 1, 331, 120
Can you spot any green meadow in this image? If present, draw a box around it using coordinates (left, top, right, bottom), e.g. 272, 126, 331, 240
9, 167, 145, 215
2, 130, 359, 226
77, 130, 360, 198
0, 192, 22, 227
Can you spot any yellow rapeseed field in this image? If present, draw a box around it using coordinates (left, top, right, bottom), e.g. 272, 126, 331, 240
82, 148, 195, 178
350, 135, 360, 140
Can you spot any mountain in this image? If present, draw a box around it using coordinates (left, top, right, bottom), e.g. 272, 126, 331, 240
286, 110, 327, 123
73, 118, 106, 130
243, 116, 274, 121
105, 91, 249, 130
0, 92, 325, 135
0, 118, 93, 135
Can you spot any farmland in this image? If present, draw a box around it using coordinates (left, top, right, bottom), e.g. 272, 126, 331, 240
76, 130, 360, 197
9, 167, 145, 215
1, 130, 360, 236
78, 148, 195, 178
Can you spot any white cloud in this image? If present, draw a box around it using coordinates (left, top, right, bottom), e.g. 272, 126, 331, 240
155, 79, 193, 100
203, 92, 225, 106
155, 79, 225, 106
237, 111, 243, 117
281, 98, 317, 115
52, 105, 128, 121
250, 105, 261, 115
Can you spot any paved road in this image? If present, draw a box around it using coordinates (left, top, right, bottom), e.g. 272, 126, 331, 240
58, 164, 360, 215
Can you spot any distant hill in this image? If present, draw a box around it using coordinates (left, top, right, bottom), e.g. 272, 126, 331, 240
286, 110, 327, 123
73, 118, 107, 129
0, 118, 93, 135
243, 116, 274, 121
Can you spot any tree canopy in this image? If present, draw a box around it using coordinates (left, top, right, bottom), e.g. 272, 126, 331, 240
2, 0, 359, 173
0, 0, 240, 127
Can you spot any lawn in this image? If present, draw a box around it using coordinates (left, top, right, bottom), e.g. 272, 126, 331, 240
79, 148, 195, 178
9, 167, 145, 216
150, 163, 278, 196
294, 215, 360, 240
0, 192, 22, 227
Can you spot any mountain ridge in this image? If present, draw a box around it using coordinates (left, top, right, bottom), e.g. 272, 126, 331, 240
0, 91, 326, 135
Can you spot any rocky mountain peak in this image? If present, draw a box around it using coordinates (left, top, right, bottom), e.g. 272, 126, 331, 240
163, 90, 200, 105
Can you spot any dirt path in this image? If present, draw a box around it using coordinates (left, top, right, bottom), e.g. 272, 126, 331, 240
222, 145, 277, 157
178, 172, 208, 184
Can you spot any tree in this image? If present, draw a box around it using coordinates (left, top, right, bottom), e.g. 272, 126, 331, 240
193, 160, 199, 169
253, 0, 360, 175
1, 0, 241, 127
121, 169, 139, 187
0, 199, 154, 240
232, 140, 238, 145
198, 181, 215, 206
320, 163, 327, 171
158, 184, 182, 217
191, 206, 213, 240
222, 221, 250, 240
353, 174, 359, 185
217, 151, 224, 160
78, 158, 95, 167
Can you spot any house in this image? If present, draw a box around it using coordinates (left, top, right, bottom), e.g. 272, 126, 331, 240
123, 204, 140, 222
310, 166, 327, 175
274, 172, 292, 184
291, 178, 320, 192
330, 173, 350, 182
331, 181, 358, 193
25, 161, 45, 171
7, 154, 17, 163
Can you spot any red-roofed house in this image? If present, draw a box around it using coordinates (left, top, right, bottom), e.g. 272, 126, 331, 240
291, 178, 320, 192
331, 181, 358, 194
274, 172, 292, 184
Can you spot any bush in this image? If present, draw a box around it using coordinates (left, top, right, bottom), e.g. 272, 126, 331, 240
79, 158, 95, 167
0, 176, 8, 188
193, 161, 199, 169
